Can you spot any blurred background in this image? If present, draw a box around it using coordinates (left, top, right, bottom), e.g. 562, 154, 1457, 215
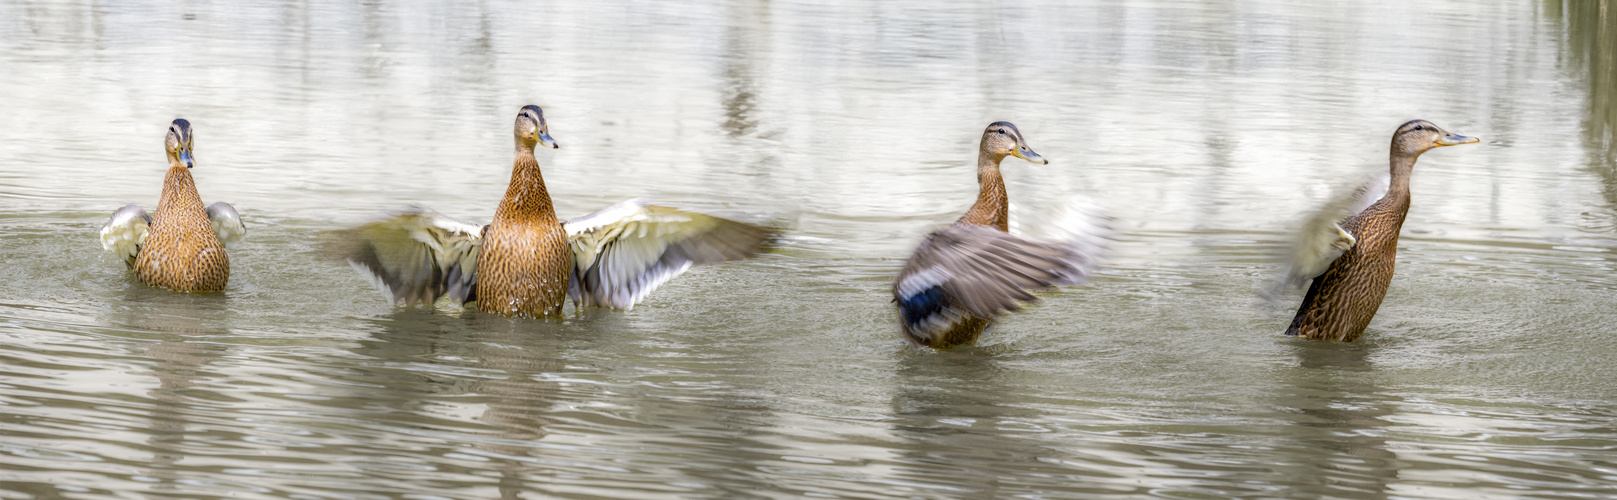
1, 1, 1615, 498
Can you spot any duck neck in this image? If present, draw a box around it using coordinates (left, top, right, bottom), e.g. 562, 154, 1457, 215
494, 150, 558, 226
155, 165, 205, 215
960, 151, 1009, 231
1385, 152, 1417, 211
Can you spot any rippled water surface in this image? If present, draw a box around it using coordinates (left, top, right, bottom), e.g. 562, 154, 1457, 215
4, 1, 1617, 498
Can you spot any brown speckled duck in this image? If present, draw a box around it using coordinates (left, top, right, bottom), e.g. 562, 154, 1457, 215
1283, 119, 1478, 341
100, 118, 247, 292
333, 105, 771, 317
892, 122, 1106, 350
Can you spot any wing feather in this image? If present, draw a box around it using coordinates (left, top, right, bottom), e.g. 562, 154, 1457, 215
894, 224, 1101, 343
564, 199, 771, 309
205, 202, 247, 246
326, 207, 484, 306
1344, 172, 1391, 218
1273, 172, 1390, 293
1007, 195, 1113, 268
99, 205, 151, 266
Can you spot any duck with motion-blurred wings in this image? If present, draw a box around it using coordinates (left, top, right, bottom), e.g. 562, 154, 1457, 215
893, 122, 1107, 350
99, 119, 247, 292
1278, 119, 1478, 341
332, 105, 772, 317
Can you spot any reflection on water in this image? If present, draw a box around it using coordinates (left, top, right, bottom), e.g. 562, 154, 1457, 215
99, 290, 234, 495
720, 2, 766, 139
1280, 343, 1398, 499
142, 338, 231, 495
888, 354, 1036, 497
354, 315, 563, 499
3, 0, 1617, 498
1557, 0, 1617, 208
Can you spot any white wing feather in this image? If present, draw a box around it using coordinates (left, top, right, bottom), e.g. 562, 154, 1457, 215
564, 199, 771, 309
1007, 195, 1111, 285
1344, 172, 1390, 218
99, 205, 150, 266
205, 202, 247, 246
1273, 172, 1391, 293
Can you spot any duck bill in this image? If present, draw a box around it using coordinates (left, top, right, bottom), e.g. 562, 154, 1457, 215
537, 132, 559, 149
1011, 146, 1048, 165
178, 151, 195, 168
1434, 133, 1479, 147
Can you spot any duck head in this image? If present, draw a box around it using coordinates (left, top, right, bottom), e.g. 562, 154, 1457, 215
980, 121, 1047, 165
1391, 119, 1478, 158
515, 105, 559, 153
165, 118, 194, 169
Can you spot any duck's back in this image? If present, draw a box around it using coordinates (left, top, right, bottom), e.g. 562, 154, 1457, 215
136, 166, 228, 291
1286, 198, 1406, 341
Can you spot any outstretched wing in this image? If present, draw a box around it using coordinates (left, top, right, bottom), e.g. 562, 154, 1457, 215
1273, 172, 1391, 292
328, 207, 484, 306
563, 199, 772, 309
99, 205, 151, 266
894, 224, 1100, 345
1008, 194, 1112, 266
205, 202, 247, 245
1344, 172, 1391, 218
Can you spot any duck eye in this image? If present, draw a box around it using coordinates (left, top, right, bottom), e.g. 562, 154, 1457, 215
1413, 125, 1424, 131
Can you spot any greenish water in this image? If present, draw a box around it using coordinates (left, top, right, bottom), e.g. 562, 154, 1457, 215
2, 1, 1616, 498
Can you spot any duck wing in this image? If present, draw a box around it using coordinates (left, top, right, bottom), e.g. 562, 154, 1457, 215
1277, 172, 1390, 290
205, 202, 247, 245
1008, 194, 1113, 263
894, 224, 1099, 344
99, 205, 151, 266
330, 206, 485, 306
1344, 172, 1390, 218
563, 199, 771, 309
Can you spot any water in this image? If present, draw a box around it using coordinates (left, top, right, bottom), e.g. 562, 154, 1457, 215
3, 1, 1617, 498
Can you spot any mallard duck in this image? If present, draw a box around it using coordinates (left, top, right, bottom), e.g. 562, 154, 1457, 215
100, 119, 247, 292
1283, 119, 1478, 341
332, 105, 771, 317
892, 122, 1106, 350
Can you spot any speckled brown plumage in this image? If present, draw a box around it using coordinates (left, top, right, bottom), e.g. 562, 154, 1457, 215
132, 121, 230, 292
956, 160, 1009, 232
1285, 120, 1477, 341
475, 154, 572, 317
1285, 192, 1405, 341
923, 312, 991, 349
473, 105, 570, 317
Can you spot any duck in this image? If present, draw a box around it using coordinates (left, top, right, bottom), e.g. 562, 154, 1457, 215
331, 105, 772, 317
100, 118, 247, 292
892, 122, 1106, 350
1283, 119, 1478, 341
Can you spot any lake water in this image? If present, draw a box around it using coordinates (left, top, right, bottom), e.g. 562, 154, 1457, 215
3, 1, 1616, 498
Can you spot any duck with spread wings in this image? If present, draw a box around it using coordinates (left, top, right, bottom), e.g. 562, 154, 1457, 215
332, 105, 772, 317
